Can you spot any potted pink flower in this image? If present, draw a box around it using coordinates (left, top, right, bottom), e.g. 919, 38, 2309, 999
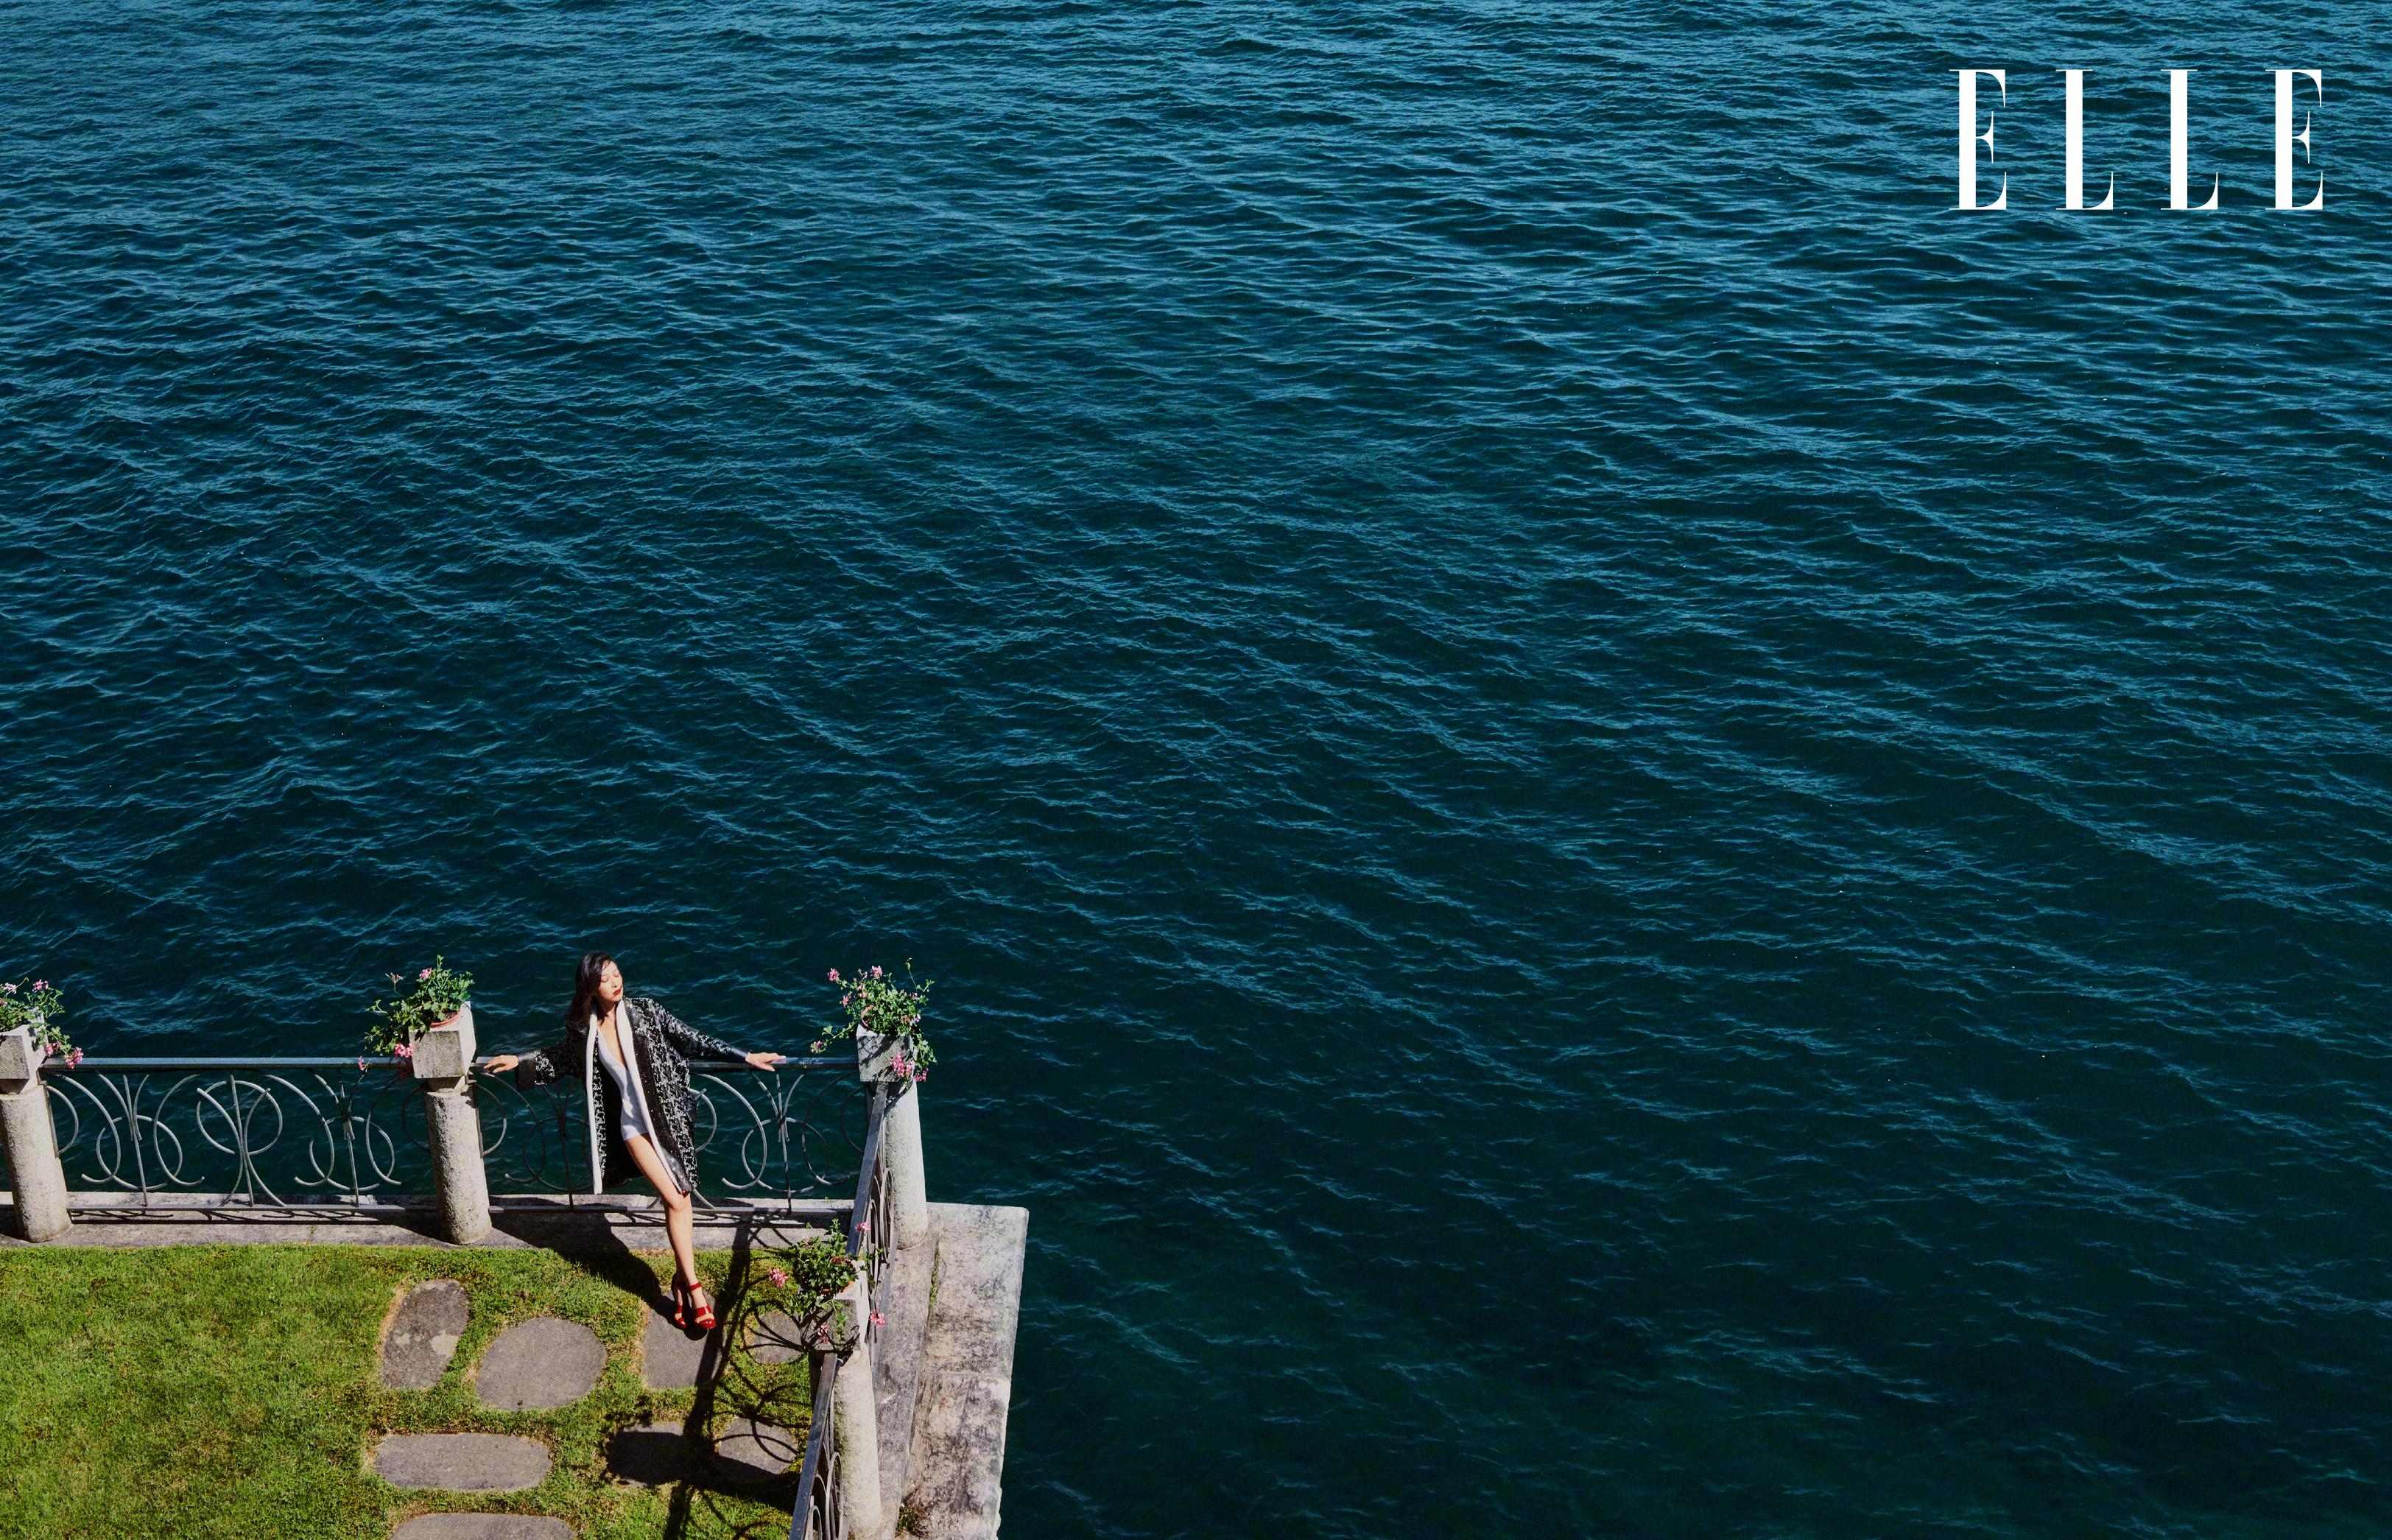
365, 957, 474, 1066
0, 976, 77, 1067
815, 963, 935, 1086
749, 1234, 878, 1352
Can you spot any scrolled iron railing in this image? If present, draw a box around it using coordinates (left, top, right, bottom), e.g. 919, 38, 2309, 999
784, 1081, 893, 1540
31, 1053, 864, 1217
474, 1057, 866, 1211
792, 1347, 845, 1540
849, 1079, 895, 1339
41, 1058, 426, 1214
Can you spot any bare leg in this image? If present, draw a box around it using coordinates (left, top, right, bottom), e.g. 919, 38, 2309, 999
621, 1133, 700, 1293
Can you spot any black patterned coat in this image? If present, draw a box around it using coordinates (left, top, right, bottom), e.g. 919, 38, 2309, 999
513, 996, 747, 1196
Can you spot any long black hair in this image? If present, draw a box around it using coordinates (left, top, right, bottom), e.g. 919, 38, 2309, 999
565, 950, 618, 1027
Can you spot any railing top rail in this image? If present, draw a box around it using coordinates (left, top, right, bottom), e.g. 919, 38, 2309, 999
791, 1345, 843, 1540
849, 1082, 887, 1259
43, 1059, 407, 1072
42, 1055, 854, 1073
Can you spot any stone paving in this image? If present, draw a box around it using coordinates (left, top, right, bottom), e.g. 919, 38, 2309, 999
605, 1413, 803, 1489
378, 1305, 611, 1522
382, 1280, 471, 1389
904, 1203, 1032, 1540
393, 1517, 574, 1540
475, 1317, 606, 1410
870, 1223, 938, 1506
605, 1420, 699, 1487
374, 1432, 552, 1491
745, 1305, 808, 1365
641, 1298, 713, 1389
712, 1416, 800, 1483
379, 1285, 818, 1532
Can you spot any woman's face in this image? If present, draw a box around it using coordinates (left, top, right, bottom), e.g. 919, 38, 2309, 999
597, 961, 624, 1007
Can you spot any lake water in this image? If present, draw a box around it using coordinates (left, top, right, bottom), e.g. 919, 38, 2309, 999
3, 1, 2389, 1534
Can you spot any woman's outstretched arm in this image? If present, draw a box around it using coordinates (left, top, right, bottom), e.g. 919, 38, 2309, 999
482, 1034, 572, 1088
647, 999, 785, 1071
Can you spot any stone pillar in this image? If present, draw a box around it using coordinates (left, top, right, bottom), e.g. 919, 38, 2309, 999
882, 1084, 930, 1249
856, 1030, 931, 1249
0, 1027, 70, 1242
410, 1006, 491, 1245
831, 1271, 885, 1533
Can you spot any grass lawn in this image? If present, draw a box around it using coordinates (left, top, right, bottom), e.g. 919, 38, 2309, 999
0, 1243, 808, 1540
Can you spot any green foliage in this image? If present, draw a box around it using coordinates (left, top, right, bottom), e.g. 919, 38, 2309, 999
365, 957, 473, 1058
815, 962, 935, 1083
748, 1234, 868, 1350
0, 974, 74, 1063
0, 1245, 810, 1540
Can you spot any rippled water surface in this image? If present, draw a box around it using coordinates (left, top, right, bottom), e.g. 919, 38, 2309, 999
5, 1, 2392, 1534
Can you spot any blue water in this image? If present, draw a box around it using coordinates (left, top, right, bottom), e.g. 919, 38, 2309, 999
4, 1, 2391, 1534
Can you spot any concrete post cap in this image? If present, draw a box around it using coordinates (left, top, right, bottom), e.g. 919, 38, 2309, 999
409, 1002, 477, 1080
0, 1026, 37, 1084
855, 1027, 898, 1084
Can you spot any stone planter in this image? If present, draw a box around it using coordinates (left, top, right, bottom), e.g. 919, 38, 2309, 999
0, 1020, 40, 1083
854, 1024, 901, 1083
409, 1002, 476, 1081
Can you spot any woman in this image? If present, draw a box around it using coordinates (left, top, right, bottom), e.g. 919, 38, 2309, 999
482, 952, 785, 1330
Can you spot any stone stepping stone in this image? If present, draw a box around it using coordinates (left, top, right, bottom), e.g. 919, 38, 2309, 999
382, 1280, 470, 1390
476, 1317, 605, 1410
713, 1417, 799, 1483
745, 1306, 811, 1365
375, 1432, 551, 1491
607, 1420, 699, 1486
395, 1517, 574, 1540
643, 1303, 715, 1390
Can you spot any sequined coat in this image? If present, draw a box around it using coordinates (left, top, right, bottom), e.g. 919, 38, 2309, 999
513, 996, 746, 1197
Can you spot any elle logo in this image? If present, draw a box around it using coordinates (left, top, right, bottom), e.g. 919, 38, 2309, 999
1957, 68, 2325, 211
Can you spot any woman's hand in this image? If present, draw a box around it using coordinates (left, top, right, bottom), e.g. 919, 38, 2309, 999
745, 1051, 786, 1072
481, 1055, 521, 1075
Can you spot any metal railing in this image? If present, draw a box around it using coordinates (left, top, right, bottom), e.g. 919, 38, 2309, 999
792, 1346, 845, 1540
785, 1080, 893, 1540
29, 1053, 862, 1217
43, 1058, 427, 1214
475, 1058, 866, 1212
849, 1079, 893, 1344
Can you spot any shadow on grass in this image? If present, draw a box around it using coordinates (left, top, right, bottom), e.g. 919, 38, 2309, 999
486, 1210, 678, 1315
658, 1216, 823, 1538
462, 1208, 803, 1535
471, 1208, 833, 1536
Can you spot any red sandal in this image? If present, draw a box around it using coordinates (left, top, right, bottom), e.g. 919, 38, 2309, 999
672, 1279, 717, 1332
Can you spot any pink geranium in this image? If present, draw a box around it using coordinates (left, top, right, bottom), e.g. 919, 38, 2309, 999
822, 962, 936, 1086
